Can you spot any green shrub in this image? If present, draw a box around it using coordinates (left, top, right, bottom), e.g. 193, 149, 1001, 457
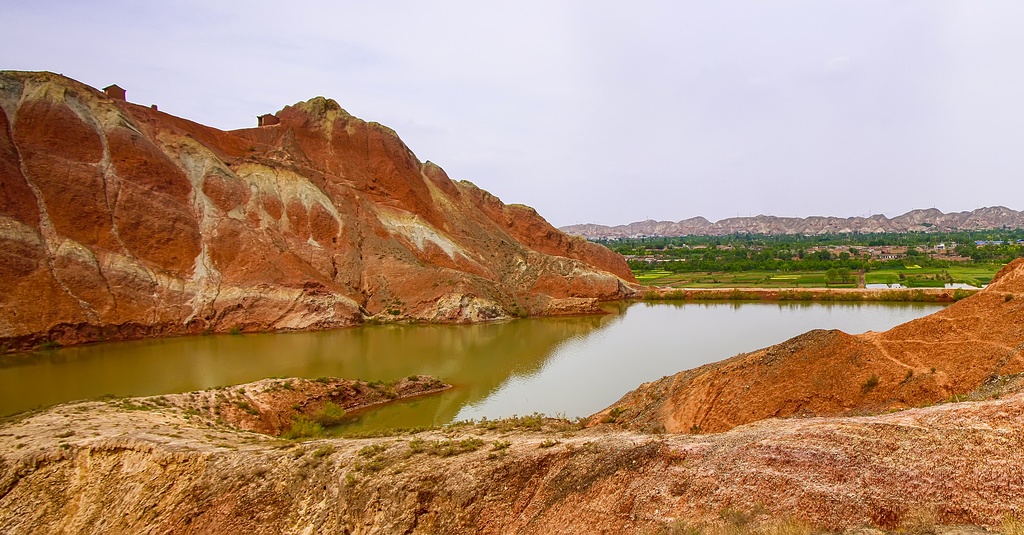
313, 402, 347, 427
953, 289, 975, 301
283, 416, 324, 440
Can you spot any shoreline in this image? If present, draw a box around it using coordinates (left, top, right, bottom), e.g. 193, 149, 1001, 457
638, 286, 975, 303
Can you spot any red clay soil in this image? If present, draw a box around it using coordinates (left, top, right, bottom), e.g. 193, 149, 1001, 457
0, 71, 637, 351
595, 258, 1024, 434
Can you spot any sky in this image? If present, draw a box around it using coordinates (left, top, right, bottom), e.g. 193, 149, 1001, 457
3, 1, 1023, 227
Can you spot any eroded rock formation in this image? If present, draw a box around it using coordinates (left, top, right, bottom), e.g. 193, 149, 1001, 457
2, 375, 1024, 533
0, 71, 636, 350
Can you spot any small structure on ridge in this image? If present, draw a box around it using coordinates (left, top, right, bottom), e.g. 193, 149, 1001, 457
103, 84, 126, 101
258, 114, 280, 127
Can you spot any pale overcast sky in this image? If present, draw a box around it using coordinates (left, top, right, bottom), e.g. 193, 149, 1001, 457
3, 1, 1023, 227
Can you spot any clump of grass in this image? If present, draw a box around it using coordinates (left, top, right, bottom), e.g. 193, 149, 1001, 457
429, 437, 485, 457
902, 369, 914, 384
1005, 294, 1015, 302
312, 444, 335, 458
406, 438, 427, 456
602, 406, 627, 423
491, 440, 511, 451
478, 413, 546, 432
1003, 514, 1024, 535
358, 443, 388, 458
764, 517, 813, 535
312, 402, 347, 427
118, 401, 156, 411
538, 439, 559, 449
719, 507, 755, 528
234, 400, 259, 416
356, 458, 386, 472
282, 416, 324, 440
355, 442, 390, 472
861, 373, 880, 394
34, 340, 62, 351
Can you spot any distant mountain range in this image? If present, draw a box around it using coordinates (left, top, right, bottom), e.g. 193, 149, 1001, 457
559, 206, 1024, 239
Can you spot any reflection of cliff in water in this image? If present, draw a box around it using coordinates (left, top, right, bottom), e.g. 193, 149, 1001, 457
0, 313, 621, 424
336, 313, 624, 431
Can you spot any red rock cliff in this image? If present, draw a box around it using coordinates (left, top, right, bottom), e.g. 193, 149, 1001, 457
0, 71, 637, 350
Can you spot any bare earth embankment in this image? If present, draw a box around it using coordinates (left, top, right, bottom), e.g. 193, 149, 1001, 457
3, 261, 1024, 533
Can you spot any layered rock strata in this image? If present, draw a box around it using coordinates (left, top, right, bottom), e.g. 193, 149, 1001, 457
0, 71, 636, 350
1, 378, 1023, 533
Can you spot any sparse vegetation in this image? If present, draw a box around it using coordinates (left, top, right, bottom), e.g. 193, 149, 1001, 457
354, 442, 390, 472
34, 340, 62, 351
312, 402, 347, 427
282, 416, 324, 440
358, 443, 388, 458
429, 437, 485, 457
602, 406, 627, 423
538, 439, 559, 448
861, 374, 880, 394
312, 444, 335, 458
406, 438, 427, 455
1003, 514, 1024, 535
234, 400, 259, 416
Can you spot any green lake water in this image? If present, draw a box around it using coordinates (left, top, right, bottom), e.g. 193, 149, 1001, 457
0, 301, 944, 430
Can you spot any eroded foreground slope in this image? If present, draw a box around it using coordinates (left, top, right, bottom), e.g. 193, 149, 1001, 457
0, 71, 635, 350
597, 259, 1024, 434
1, 377, 1023, 533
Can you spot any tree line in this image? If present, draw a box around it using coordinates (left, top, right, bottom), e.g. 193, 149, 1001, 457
597, 230, 1024, 273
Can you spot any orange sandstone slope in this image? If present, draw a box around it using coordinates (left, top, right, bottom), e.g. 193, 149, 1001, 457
0, 71, 636, 349
597, 258, 1024, 434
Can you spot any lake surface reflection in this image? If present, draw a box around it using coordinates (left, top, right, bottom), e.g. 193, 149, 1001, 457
0, 301, 943, 430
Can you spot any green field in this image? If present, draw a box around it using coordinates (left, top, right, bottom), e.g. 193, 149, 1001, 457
635, 270, 856, 288
864, 265, 998, 288
635, 264, 1002, 289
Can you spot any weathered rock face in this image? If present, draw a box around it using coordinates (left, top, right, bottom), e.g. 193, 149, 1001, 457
0, 71, 636, 350
3, 380, 1024, 533
596, 258, 1024, 434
